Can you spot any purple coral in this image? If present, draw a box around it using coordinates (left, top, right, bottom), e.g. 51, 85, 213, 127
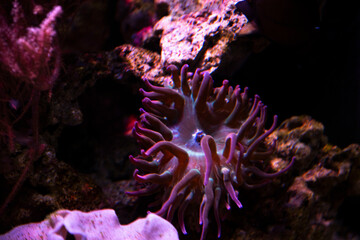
0, 209, 179, 240
128, 64, 294, 239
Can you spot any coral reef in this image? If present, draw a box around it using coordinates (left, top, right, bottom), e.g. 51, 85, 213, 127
129, 64, 293, 239
0, 1, 359, 240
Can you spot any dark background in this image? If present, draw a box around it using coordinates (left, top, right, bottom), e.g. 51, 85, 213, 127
234, 0, 360, 147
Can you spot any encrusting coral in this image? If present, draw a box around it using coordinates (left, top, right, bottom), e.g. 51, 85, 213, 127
128, 64, 294, 239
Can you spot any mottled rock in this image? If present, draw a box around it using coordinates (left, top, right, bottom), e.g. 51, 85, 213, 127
155, 0, 203, 17
110, 0, 268, 86
48, 53, 107, 127
154, 0, 266, 74
114, 44, 162, 82
280, 122, 360, 239
0, 147, 106, 234
344, 144, 360, 196
86, 0, 277, 97
274, 115, 328, 171
223, 116, 360, 240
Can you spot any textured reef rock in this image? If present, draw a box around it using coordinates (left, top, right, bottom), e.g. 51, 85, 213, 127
275, 116, 328, 171
0, 146, 105, 234
114, 44, 162, 82
114, 0, 268, 85
285, 142, 360, 239
1, 210, 178, 240
225, 116, 360, 240
153, 0, 264, 72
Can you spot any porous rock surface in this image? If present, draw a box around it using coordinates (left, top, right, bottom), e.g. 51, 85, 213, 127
116, 0, 268, 85
224, 116, 360, 240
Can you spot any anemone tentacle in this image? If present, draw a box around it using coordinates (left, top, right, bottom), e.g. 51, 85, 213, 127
156, 169, 201, 216
129, 64, 293, 239
213, 187, 222, 238
178, 190, 194, 234
223, 132, 238, 164
200, 178, 214, 240
222, 167, 242, 209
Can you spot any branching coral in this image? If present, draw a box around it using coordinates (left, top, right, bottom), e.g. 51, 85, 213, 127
128, 64, 294, 240
0, 1, 62, 150
0, 1, 62, 216
0, 1, 62, 91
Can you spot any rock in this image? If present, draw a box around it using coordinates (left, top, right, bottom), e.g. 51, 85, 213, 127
114, 44, 162, 82
274, 115, 328, 172
154, 0, 267, 74
225, 116, 360, 240
109, 0, 269, 86
0, 147, 105, 234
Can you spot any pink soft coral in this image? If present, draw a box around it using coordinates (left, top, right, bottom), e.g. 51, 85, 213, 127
0, 1, 62, 216
0, 1, 62, 91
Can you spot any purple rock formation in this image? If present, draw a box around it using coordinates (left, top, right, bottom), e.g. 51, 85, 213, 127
0, 209, 179, 240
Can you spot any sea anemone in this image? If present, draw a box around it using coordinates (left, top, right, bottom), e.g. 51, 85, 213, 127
128, 64, 294, 240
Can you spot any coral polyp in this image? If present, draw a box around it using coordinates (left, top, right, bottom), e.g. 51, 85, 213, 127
128, 64, 293, 240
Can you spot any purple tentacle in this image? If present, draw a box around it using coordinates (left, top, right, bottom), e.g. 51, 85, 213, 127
223, 133, 238, 164
251, 139, 276, 160
166, 188, 186, 221
144, 141, 189, 175
222, 167, 242, 208
191, 68, 202, 100
212, 80, 229, 111
194, 72, 212, 113
237, 98, 262, 140
178, 191, 194, 235
156, 169, 201, 216
243, 156, 295, 178
166, 65, 180, 88
244, 115, 277, 160
129, 155, 158, 172
142, 97, 179, 122
200, 178, 214, 240
140, 112, 173, 140
180, 64, 191, 96
225, 87, 243, 125
126, 183, 161, 196
134, 170, 173, 184
139, 88, 167, 100
132, 127, 156, 148
134, 121, 165, 142
143, 78, 185, 111
200, 135, 219, 185
214, 186, 222, 238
